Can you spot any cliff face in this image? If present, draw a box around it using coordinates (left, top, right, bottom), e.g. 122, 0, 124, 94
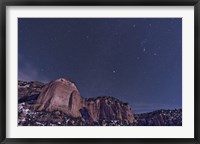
34, 78, 82, 118
18, 78, 182, 126
18, 78, 136, 124
83, 96, 136, 123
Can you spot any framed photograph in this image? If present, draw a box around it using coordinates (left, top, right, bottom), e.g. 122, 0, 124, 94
0, 0, 199, 143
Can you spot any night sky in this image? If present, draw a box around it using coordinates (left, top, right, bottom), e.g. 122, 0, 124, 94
18, 18, 182, 113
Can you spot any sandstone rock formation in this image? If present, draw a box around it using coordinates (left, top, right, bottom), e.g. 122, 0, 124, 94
19, 78, 136, 124
34, 78, 82, 118
18, 79, 182, 126
18, 101, 182, 126
82, 96, 136, 123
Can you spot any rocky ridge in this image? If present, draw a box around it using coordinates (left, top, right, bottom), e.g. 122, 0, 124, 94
18, 80, 44, 99
18, 78, 182, 126
18, 102, 182, 126
18, 78, 136, 125
18, 102, 135, 126
134, 109, 182, 126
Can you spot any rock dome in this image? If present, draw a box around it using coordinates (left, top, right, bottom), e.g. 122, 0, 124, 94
34, 78, 82, 117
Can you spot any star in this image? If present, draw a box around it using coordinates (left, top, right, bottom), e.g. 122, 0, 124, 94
143, 48, 146, 52
86, 35, 89, 39
133, 24, 136, 28
112, 70, 116, 73
149, 24, 152, 27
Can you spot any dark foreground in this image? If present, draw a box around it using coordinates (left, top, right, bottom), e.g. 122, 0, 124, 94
18, 102, 182, 126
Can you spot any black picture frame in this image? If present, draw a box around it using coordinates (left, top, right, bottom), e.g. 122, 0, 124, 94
0, 0, 199, 143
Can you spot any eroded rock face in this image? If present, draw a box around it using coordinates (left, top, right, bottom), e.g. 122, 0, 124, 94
34, 78, 82, 118
82, 96, 136, 124
20, 78, 136, 124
